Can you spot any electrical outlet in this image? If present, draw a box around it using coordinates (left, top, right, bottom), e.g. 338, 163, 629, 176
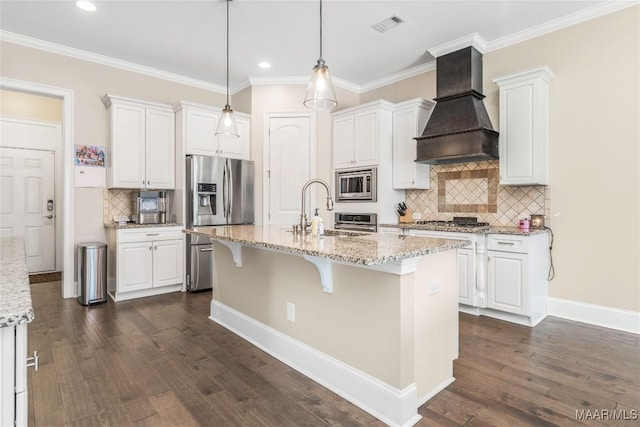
286, 302, 296, 322
413, 212, 422, 220
429, 281, 441, 296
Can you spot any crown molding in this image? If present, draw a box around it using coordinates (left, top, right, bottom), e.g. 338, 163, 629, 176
0, 30, 227, 94
492, 66, 555, 86
428, 33, 488, 58
358, 61, 437, 93
484, 1, 639, 53
247, 75, 361, 94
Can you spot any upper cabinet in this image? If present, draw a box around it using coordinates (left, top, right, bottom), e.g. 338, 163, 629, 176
332, 100, 394, 169
392, 99, 434, 189
493, 67, 554, 186
103, 95, 175, 189
174, 102, 250, 160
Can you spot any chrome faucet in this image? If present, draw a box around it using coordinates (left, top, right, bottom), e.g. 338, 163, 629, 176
299, 179, 334, 234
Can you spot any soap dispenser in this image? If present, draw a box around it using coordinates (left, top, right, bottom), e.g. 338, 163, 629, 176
311, 208, 320, 236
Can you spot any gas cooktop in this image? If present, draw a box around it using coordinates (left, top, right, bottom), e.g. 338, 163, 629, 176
415, 216, 490, 228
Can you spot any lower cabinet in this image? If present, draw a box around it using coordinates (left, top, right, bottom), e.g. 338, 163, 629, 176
382, 226, 549, 327
1, 323, 30, 427
107, 226, 184, 301
486, 233, 549, 326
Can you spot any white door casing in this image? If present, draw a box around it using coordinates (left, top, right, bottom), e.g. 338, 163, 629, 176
264, 114, 316, 226
0, 77, 75, 299
0, 147, 56, 272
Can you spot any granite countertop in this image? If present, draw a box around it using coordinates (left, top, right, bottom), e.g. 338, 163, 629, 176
379, 223, 548, 236
104, 222, 183, 229
380, 223, 492, 233
485, 226, 548, 236
184, 225, 470, 266
0, 237, 34, 328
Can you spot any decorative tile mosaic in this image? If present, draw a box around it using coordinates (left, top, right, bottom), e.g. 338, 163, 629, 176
406, 160, 547, 227
446, 178, 488, 205
103, 189, 135, 224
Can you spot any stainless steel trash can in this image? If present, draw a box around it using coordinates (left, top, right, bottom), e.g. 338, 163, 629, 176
77, 242, 107, 305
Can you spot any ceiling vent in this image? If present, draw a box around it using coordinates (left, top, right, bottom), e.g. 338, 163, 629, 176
371, 15, 406, 33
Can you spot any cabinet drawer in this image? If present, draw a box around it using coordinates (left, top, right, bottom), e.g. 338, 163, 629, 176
117, 227, 183, 243
487, 234, 528, 253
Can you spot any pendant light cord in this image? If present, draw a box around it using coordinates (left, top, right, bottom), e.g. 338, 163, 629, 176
226, 0, 230, 107
319, 0, 323, 62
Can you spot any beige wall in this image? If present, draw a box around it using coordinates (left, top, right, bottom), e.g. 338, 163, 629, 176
361, 6, 640, 312
1, 89, 63, 122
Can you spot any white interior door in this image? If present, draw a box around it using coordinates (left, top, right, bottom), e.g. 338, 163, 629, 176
0, 147, 55, 272
267, 116, 312, 226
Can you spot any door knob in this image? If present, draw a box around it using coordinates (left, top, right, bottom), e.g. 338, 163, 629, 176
43, 215, 53, 219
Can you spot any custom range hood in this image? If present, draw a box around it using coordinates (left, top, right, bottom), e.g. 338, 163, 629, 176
415, 45, 498, 164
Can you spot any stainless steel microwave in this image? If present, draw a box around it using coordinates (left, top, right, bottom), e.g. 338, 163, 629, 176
335, 168, 377, 202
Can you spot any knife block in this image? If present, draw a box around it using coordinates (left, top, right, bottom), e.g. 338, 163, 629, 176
399, 208, 414, 223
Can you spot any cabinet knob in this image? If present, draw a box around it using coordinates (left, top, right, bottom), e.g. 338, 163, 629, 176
149, 246, 152, 251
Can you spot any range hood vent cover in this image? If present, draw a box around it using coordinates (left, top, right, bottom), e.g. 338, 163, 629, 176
415, 46, 498, 164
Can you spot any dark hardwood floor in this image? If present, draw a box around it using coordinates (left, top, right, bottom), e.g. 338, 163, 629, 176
27, 281, 639, 426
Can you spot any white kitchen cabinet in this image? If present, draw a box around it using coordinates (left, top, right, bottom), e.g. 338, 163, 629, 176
107, 226, 184, 301
493, 67, 554, 186
1, 323, 31, 427
103, 95, 175, 189
174, 102, 251, 160
332, 100, 394, 169
392, 99, 434, 189
486, 233, 549, 326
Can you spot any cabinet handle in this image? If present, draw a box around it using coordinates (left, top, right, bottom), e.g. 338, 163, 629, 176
146, 233, 160, 236
154, 245, 157, 250
147, 180, 150, 185
26, 351, 39, 372
497, 241, 515, 246
149, 245, 152, 251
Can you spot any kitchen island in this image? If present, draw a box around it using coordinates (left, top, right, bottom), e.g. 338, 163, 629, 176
185, 225, 469, 427
0, 237, 34, 426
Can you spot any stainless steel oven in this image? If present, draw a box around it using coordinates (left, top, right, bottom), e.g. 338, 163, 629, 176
334, 212, 377, 233
335, 168, 377, 202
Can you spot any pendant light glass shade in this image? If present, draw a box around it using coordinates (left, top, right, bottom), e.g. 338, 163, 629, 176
304, 59, 337, 110
215, 0, 239, 137
304, 0, 337, 110
216, 105, 239, 137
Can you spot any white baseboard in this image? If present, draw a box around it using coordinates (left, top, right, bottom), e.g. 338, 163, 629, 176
211, 301, 422, 427
547, 297, 640, 334
417, 377, 455, 407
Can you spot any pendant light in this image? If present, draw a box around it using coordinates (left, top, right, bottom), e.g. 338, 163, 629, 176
303, 0, 338, 110
215, 0, 239, 137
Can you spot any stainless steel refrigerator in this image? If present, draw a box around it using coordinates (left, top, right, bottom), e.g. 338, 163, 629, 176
185, 155, 254, 291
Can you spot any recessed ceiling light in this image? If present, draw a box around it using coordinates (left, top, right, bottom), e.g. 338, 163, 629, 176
76, 1, 96, 12
258, 62, 271, 69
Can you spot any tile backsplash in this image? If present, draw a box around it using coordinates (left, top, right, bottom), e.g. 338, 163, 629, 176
406, 160, 549, 226
103, 189, 135, 224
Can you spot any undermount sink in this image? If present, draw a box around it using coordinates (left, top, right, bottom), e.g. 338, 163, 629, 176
322, 229, 367, 237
